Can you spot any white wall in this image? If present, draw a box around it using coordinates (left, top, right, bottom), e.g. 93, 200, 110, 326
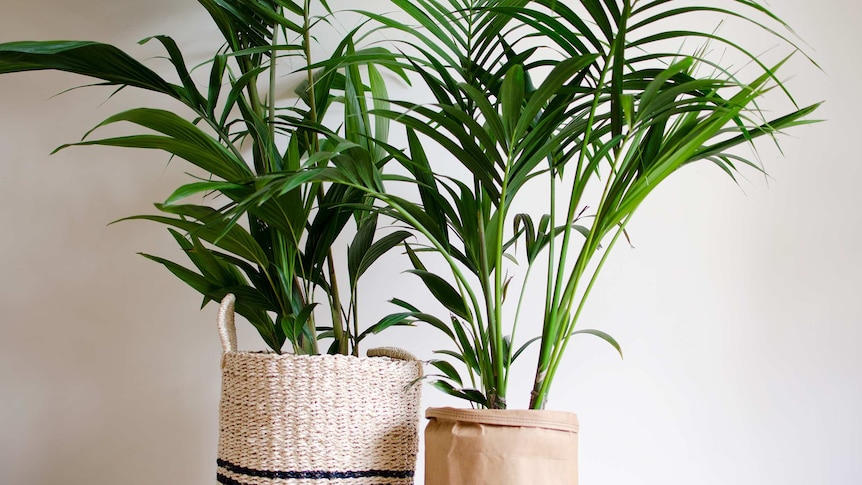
0, 1, 858, 484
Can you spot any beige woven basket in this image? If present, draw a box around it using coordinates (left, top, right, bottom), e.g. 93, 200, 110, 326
216, 294, 422, 485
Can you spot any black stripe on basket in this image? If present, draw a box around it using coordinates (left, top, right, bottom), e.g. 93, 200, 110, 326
217, 458, 414, 480
217, 473, 248, 485
217, 473, 410, 485
217, 473, 409, 485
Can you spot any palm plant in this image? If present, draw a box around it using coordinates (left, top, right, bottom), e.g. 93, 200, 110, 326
0, 0, 410, 355
247, 0, 819, 408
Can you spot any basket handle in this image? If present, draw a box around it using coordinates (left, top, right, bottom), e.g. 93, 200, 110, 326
367, 347, 418, 361
217, 293, 237, 354
217, 294, 414, 360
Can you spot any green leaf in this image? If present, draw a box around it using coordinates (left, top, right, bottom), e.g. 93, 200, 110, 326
511, 335, 541, 363
354, 230, 412, 285
373, 105, 501, 199
348, 213, 378, 286
55, 108, 252, 182
139, 252, 215, 296
571, 329, 624, 359
433, 349, 466, 366
609, 1, 630, 139
119, 204, 269, 268
513, 54, 599, 140
164, 181, 246, 205
429, 359, 463, 386
357, 312, 416, 342
406, 269, 470, 322
168, 229, 243, 291
367, 63, 391, 162
141, 35, 206, 109
501, 63, 525, 140
0, 41, 183, 99
283, 303, 318, 344
390, 298, 420, 312
387, 305, 455, 342
206, 54, 227, 117
461, 388, 489, 407
450, 316, 480, 373
429, 380, 487, 407
459, 83, 507, 149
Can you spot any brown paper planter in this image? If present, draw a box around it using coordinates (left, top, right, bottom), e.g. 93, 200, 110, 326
215, 294, 423, 485
424, 407, 579, 485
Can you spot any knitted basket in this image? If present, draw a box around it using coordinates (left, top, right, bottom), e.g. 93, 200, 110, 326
215, 294, 422, 485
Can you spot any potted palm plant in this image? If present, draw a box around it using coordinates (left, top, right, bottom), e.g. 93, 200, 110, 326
0, 1, 422, 484
245, 0, 820, 483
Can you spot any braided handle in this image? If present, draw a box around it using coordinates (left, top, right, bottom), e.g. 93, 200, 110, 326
218, 295, 414, 361
217, 294, 237, 354
367, 347, 418, 361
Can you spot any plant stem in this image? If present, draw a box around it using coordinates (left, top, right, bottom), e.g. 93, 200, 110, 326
505, 262, 534, 391
300, 0, 346, 355
532, 58, 613, 409
303, 1, 320, 153
269, 13, 279, 140
352, 286, 361, 356
489, 147, 516, 408
534, 214, 633, 408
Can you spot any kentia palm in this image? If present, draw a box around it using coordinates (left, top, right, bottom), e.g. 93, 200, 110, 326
322, 3, 819, 480
0, 0, 410, 355
0, 2, 427, 483
252, 0, 820, 409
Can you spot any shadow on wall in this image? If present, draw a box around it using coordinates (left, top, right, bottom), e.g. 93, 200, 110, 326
0, 203, 223, 484
0, 3, 230, 483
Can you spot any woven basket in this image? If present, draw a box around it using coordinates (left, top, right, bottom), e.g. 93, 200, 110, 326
216, 294, 422, 485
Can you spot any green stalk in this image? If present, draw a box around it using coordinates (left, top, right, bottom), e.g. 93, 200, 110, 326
377, 193, 486, 337
327, 255, 348, 354
269, 14, 279, 136
352, 286, 361, 356
236, 19, 293, 352
535, 213, 634, 407
300, 0, 346, 354
404, 234, 486, 389
303, 1, 320, 153
505, 261, 535, 391
531, 59, 613, 407
532, 0, 633, 402
269, 6, 317, 354
532, 124, 637, 406
529, 159, 558, 407
534, 146, 620, 402
489, 148, 517, 408
475, 204, 499, 403
532, 0, 631, 400
543, 162, 557, 322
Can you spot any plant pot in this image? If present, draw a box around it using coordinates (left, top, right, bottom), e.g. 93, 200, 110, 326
424, 407, 579, 485
216, 295, 422, 485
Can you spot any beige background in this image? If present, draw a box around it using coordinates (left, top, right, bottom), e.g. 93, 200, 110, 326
1, 0, 859, 484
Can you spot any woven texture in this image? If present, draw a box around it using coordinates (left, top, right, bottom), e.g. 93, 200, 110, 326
216, 295, 422, 485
